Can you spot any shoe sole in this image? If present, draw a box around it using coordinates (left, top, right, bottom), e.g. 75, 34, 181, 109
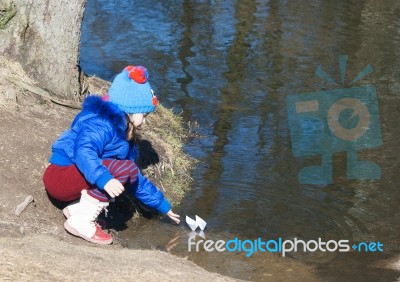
64, 221, 113, 245
62, 207, 71, 219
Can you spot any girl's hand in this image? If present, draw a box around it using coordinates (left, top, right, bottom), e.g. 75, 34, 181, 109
104, 178, 125, 198
167, 210, 180, 224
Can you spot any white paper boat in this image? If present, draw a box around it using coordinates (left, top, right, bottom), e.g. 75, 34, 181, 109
186, 215, 198, 231
186, 215, 207, 231
196, 215, 207, 231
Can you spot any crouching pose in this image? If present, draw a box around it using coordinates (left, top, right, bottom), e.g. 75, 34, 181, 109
43, 66, 180, 245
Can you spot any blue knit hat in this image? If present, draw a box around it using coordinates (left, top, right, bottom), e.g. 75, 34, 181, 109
108, 66, 158, 114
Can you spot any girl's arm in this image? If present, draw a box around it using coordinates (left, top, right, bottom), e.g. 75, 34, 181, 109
128, 144, 180, 224
128, 170, 171, 214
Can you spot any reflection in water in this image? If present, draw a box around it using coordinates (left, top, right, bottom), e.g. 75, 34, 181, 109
81, 0, 400, 281
176, 0, 195, 97
193, 0, 258, 220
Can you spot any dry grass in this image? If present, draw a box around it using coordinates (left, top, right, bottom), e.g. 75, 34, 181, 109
142, 104, 196, 204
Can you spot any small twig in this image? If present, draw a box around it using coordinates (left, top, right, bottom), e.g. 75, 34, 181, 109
6, 77, 82, 110
159, 179, 165, 192
155, 163, 161, 175
0, 7, 16, 29
15, 195, 34, 216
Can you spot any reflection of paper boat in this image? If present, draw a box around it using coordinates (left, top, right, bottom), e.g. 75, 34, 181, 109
187, 230, 205, 239
186, 216, 198, 231
197, 230, 205, 239
188, 230, 197, 239
196, 215, 207, 231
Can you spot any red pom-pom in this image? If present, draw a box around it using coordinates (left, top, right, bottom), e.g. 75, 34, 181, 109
128, 66, 148, 84
124, 65, 135, 72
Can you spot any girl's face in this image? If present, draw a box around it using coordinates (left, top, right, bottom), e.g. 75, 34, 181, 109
129, 113, 148, 129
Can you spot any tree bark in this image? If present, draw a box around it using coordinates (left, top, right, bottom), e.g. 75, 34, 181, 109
0, 0, 87, 100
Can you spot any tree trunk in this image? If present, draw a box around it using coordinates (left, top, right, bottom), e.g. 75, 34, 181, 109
0, 0, 86, 100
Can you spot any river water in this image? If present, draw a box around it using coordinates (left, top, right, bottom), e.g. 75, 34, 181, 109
80, 0, 400, 281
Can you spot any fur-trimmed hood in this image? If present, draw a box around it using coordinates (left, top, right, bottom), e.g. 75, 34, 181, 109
77, 95, 127, 137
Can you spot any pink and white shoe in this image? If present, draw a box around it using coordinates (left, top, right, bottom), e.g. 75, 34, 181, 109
63, 199, 107, 228
64, 190, 112, 245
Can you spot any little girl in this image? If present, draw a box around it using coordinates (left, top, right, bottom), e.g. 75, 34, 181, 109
43, 65, 180, 245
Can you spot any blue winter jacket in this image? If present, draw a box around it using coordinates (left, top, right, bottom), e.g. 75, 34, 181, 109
49, 95, 171, 214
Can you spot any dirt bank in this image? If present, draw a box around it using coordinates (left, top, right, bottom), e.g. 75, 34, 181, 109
0, 235, 233, 281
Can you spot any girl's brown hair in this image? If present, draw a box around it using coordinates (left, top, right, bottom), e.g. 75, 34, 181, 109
125, 114, 139, 144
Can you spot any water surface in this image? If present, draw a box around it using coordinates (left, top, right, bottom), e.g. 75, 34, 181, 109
81, 0, 400, 280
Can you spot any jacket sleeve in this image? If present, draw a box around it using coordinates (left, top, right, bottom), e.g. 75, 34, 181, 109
128, 169, 171, 214
74, 119, 114, 189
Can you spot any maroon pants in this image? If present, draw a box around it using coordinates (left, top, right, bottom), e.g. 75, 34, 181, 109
43, 159, 138, 202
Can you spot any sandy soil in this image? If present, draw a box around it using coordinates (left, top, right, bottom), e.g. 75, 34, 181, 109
0, 235, 234, 281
